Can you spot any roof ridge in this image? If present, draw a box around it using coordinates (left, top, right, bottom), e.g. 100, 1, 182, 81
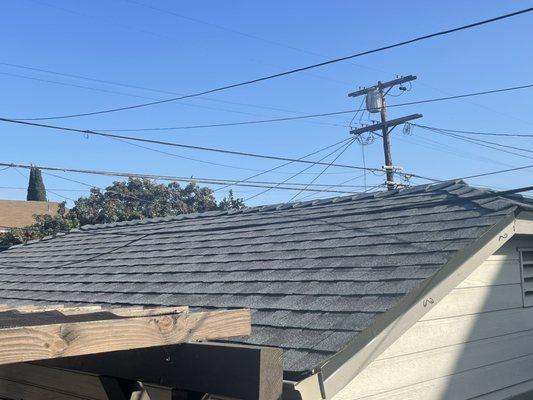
77, 181, 449, 232
4, 179, 500, 250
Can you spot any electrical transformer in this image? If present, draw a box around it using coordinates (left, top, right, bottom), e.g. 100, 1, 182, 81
365, 88, 382, 113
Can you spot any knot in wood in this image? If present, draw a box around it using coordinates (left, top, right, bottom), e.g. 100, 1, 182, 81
153, 315, 175, 334
47, 335, 68, 354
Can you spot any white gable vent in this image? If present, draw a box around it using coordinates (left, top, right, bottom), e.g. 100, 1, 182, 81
520, 250, 533, 307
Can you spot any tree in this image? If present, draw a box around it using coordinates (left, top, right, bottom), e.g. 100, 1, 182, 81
218, 189, 245, 211
26, 167, 47, 201
0, 178, 245, 248
70, 179, 223, 226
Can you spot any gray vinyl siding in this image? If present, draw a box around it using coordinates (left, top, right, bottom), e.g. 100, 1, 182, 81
333, 236, 533, 400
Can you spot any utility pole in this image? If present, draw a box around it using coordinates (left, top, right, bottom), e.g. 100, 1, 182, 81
348, 75, 421, 190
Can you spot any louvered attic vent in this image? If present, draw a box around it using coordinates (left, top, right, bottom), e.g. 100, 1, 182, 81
520, 250, 533, 307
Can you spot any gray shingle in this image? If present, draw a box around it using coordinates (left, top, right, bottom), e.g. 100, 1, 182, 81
0, 181, 526, 375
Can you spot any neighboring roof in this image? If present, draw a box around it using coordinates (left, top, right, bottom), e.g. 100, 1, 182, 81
0, 199, 60, 230
0, 181, 531, 379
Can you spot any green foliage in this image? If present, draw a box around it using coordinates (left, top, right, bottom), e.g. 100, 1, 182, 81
26, 167, 47, 201
0, 178, 245, 248
0, 203, 76, 248
218, 189, 246, 211
70, 179, 221, 226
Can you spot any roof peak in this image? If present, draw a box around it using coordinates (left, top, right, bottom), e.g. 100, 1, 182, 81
76, 180, 465, 232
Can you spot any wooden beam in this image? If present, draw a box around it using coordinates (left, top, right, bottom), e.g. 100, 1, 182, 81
348, 75, 417, 97
0, 308, 250, 366
349, 113, 422, 135
38, 342, 283, 400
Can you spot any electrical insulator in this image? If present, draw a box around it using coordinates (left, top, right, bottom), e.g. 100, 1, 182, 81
365, 89, 382, 113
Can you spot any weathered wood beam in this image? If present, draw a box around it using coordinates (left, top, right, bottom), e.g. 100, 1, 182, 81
38, 342, 283, 400
0, 309, 250, 365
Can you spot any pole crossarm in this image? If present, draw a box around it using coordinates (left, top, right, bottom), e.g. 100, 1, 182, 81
348, 75, 417, 98
350, 114, 422, 135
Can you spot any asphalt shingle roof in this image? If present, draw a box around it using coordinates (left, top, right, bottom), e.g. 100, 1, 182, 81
0, 180, 530, 377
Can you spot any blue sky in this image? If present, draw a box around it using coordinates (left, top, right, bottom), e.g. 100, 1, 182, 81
1, 0, 532, 206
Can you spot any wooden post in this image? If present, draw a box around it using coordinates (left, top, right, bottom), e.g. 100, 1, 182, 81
348, 75, 419, 190
378, 83, 394, 190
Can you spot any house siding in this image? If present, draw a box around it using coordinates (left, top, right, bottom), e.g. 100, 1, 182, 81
333, 236, 533, 400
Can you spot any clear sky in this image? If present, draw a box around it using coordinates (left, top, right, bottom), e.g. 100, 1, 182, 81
1, 0, 532, 206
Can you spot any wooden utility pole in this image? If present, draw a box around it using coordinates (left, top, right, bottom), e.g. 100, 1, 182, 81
349, 75, 421, 190
379, 89, 394, 189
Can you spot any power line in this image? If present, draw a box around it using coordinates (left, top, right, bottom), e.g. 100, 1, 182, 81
0, 68, 347, 130
418, 125, 533, 160
0, 117, 398, 175
297, 175, 382, 202
212, 138, 355, 193
122, 0, 389, 78
94, 83, 533, 132
244, 139, 359, 201
426, 127, 533, 155
289, 139, 357, 201
101, 110, 353, 131
413, 123, 533, 138
0, 62, 348, 123
0, 71, 263, 119
41, 170, 161, 204
12, 166, 76, 202
0, 186, 88, 192
398, 132, 516, 169
43, 164, 366, 190
123, 0, 337, 59
0, 162, 361, 194
456, 164, 533, 180
14, 8, 532, 121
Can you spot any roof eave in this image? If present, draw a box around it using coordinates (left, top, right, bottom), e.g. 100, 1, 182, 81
311, 209, 520, 400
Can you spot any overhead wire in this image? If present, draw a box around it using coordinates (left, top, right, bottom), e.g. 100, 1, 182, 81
0, 186, 89, 192
0, 69, 348, 130
12, 8, 532, 121
0, 162, 361, 194
86, 83, 533, 132
289, 139, 357, 202
433, 129, 533, 155
413, 123, 533, 138
104, 135, 285, 174
244, 138, 358, 201
0, 62, 351, 124
41, 170, 158, 204
396, 131, 517, 168
212, 138, 355, 193
12, 167, 76, 202
417, 125, 533, 160
455, 164, 533, 180
0, 117, 412, 177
